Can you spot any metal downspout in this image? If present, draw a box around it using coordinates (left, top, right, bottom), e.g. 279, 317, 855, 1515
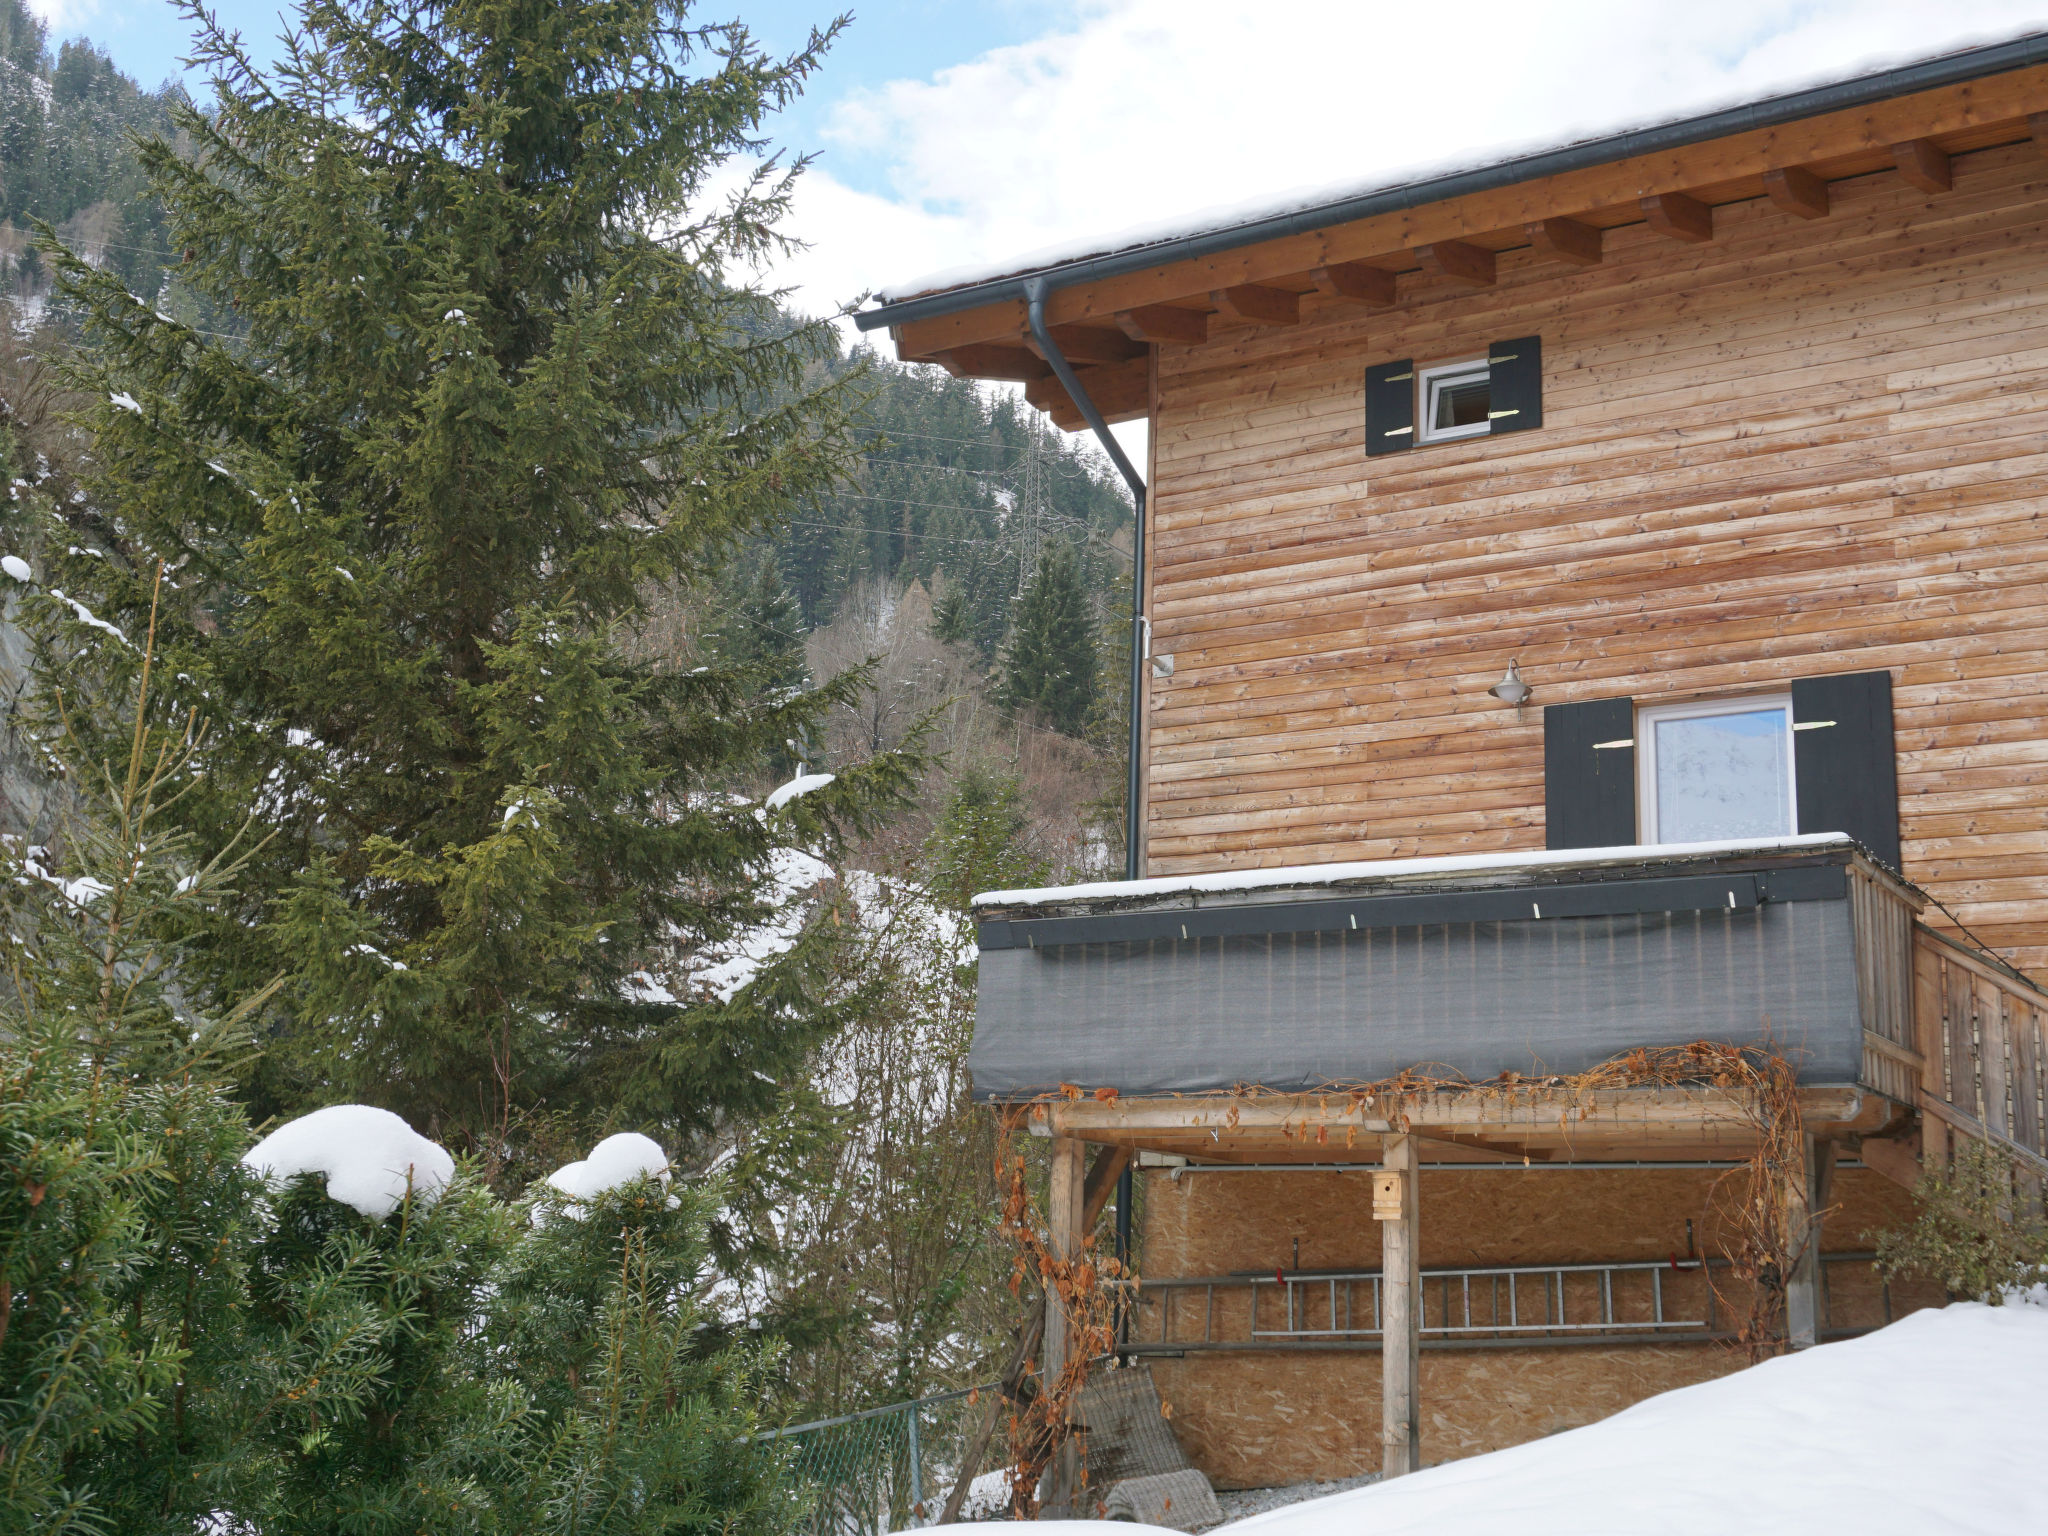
1023, 276, 1143, 1350
1022, 277, 1147, 884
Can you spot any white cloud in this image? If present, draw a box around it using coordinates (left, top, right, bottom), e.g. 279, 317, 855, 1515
25, 0, 102, 37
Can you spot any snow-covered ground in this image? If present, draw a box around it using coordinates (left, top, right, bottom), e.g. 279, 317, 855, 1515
1237, 1303, 2047, 1534
936, 1302, 2048, 1536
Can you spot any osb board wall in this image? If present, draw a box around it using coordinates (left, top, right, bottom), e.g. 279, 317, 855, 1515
1139, 1165, 1918, 1275
1146, 1346, 1736, 1489
1133, 1166, 1944, 1485
1143, 139, 2048, 973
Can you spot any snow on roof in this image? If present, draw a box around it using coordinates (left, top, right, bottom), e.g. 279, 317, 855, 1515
1203, 1300, 2048, 1536
242, 1104, 454, 1219
971, 833, 1855, 910
877, 29, 2045, 306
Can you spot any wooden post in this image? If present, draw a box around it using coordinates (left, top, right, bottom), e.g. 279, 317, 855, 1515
1042, 1135, 1086, 1513
1377, 1134, 1421, 1478
1785, 1136, 1836, 1350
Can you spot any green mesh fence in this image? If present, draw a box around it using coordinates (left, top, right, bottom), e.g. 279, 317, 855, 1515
764, 1383, 998, 1536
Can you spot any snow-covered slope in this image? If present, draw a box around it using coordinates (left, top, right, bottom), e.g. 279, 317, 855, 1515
1215, 1302, 2047, 1536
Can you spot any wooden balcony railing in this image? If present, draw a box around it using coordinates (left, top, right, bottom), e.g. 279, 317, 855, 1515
1913, 924, 2048, 1171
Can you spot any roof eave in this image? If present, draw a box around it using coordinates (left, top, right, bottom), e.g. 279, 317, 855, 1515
854, 30, 2048, 335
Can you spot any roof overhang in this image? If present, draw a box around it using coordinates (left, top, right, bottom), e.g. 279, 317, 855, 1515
854, 33, 2048, 430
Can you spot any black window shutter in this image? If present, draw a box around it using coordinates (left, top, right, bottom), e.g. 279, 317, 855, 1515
1487, 334, 1543, 435
1544, 696, 1636, 849
1365, 358, 1414, 457
1792, 670, 1900, 871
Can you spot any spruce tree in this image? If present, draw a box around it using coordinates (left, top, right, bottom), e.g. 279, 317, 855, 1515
1, 610, 797, 1532
926, 768, 1041, 910
711, 549, 809, 695
38, 0, 915, 1165
998, 542, 1098, 736
929, 577, 972, 647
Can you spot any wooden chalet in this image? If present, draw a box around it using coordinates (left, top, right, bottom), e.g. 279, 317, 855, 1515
854, 35, 2048, 1491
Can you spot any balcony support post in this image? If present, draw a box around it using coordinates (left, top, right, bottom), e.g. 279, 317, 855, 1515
1379, 1133, 1422, 1477
1042, 1134, 1087, 1512
1785, 1134, 1837, 1349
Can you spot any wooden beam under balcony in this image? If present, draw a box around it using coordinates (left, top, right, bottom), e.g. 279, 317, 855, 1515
1032, 1084, 1883, 1157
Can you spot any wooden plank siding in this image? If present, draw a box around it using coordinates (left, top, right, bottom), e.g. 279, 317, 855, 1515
1141, 139, 2048, 974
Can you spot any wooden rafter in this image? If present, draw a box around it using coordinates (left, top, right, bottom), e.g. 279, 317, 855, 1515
1764, 165, 1831, 219
934, 342, 1049, 381
2033, 111, 2048, 154
1893, 136, 1953, 192
1030, 324, 1147, 365
1310, 261, 1398, 305
1415, 240, 1495, 286
1525, 217, 1602, 266
1212, 284, 1301, 325
1115, 305, 1208, 344
1025, 357, 1148, 430
1641, 191, 1714, 242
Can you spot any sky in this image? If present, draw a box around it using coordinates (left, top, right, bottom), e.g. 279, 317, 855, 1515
28, 0, 2048, 467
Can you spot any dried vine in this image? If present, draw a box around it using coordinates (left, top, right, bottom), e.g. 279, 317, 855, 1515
991, 1039, 1822, 1501
992, 1098, 1125, 1517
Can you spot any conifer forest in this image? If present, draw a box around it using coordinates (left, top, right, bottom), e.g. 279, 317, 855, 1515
0, 2, 1135, 1528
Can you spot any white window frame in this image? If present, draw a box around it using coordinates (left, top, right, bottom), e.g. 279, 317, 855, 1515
1635, 693, 1797, 845
1416, 357, 1493, 444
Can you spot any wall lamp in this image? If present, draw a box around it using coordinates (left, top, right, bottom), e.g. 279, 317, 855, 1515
1488, 660, 1532, 706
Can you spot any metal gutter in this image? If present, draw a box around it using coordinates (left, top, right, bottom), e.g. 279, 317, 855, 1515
855, 32, 2048, 334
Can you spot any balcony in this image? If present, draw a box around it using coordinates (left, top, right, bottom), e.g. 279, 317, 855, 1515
972, 835, 1925, 1110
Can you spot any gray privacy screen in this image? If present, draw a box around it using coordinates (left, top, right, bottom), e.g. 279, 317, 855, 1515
969, 898, 1859, 1098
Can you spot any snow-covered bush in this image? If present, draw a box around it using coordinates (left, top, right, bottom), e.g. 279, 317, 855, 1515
243, 1102, 456, 1216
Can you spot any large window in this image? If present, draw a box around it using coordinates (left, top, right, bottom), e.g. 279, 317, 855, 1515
1636, 696, 1795, 844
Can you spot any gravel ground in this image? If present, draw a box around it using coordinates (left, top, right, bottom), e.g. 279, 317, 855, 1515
1203, 1474, 1380, 1528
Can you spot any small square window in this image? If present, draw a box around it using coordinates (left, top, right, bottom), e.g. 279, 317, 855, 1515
1417, 359, 1491, 444
1636, 696, 1796, 845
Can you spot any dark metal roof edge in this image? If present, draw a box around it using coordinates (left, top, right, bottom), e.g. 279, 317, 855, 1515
855, 32, 2048, 334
